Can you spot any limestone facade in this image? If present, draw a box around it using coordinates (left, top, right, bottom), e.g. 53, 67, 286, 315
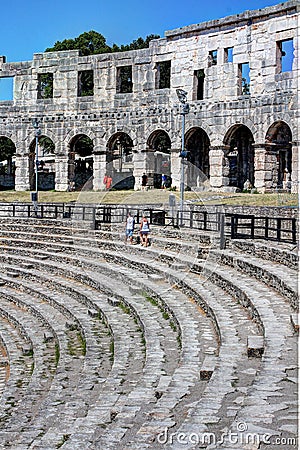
0, 1, 299, 193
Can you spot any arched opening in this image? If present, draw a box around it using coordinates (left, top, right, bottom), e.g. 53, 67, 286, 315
68, 135, 93, 190
107, 132, 134, 189
185, 127, 210, 187
265, 121, 292, 189
147, 130, 171, 188
224, 125, 254, 190
29, 136, 55, 190
0, 136, 16, 190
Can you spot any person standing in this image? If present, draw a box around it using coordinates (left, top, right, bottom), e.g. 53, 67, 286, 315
125, 212, 135, 244
103, 174, 112, 190
139, 215, 150, 247
141, 173, 148, 191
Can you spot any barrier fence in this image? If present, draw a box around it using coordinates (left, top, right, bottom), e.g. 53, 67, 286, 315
0, 202, 297, 245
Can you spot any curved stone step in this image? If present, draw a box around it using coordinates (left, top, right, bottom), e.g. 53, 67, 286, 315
0, 248, 220, 448
209, 247, 298, 308
0, 256, 176, 446
229, 238, 298, 271
0, 243, 261, 448
0, 219, 296, 448
0, 271, 145, 448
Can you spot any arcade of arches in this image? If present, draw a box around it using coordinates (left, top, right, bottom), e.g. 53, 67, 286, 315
0, 121, 295, 192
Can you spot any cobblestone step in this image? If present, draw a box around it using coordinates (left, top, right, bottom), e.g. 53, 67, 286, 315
0, 248, 218, 448
0, 241, 261, 447
209, 247, 298, 308
0, 251, 211, 448
0, 219, 297, 448
0, 269, 145, 448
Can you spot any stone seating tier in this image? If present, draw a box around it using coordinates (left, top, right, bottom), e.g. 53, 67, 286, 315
0, 218, 297, 448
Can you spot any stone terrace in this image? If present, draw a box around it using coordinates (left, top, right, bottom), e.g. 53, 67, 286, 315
0, 217, 297, 449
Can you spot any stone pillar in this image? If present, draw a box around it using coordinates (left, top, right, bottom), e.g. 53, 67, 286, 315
132, 151, 144, 190
170, 148, 181, 190
55, 154, 69, 191
15, 154, 30, 191
291, 142, 299, 194
209, 146, 229, 189
263, 147, 279, 192
253, 144, 267, 192
93, 151, 107, 191
132, 149, 165, 190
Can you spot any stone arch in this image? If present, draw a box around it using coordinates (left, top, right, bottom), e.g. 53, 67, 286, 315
265, 120, 292, 189
224, 124, 255, 190
29, 135, 56, 191
185, 127, 210, 186
0, 136, 16, 189
106, 132, 134, 189
147, 130, 171, 188
68, 134, 94, 191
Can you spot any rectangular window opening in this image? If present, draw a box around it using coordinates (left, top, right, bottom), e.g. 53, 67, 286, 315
276, 39, 294, 73
238, 63, 250, 96
155, 61, 171, 89
193, 69, 205, 100
0, 77, 14, 101
116, 66, 133, 94
224, 47, 233, 63
38, 73, 53, 99
78, 70, 94, 97
208, 50, 218, 67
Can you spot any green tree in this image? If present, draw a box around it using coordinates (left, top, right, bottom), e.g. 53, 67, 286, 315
0, 137, 16, 161
45, 31, 160, 55
39, 136, 55, 155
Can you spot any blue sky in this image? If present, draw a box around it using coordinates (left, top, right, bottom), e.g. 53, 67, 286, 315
0, 0, 279, 99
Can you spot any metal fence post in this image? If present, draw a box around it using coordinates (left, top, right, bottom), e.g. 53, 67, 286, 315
219, 213, 225, 249
292, 218, 296, 244
230, 215, 236, 239
277, 218, 281, 241
203, 211, 207, 231
265, 217, 269, 239
251, 216, 255, 239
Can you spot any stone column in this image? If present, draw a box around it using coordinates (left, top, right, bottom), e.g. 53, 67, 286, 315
263, 147, 279, 192
253, 144, 267, 192
15, 154, 30, 191
93, 151, 107, 191
209, 146, 229, 189
291, 142, 299, 194
132, 150, 144, 190
55, 154, 69, 191
133, 150, 148, 190
170, 148, 181, 190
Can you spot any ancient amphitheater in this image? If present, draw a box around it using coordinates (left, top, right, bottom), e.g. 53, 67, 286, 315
0, 0, 299, 449
0, 1, 299, 194
0, 199, 298, 449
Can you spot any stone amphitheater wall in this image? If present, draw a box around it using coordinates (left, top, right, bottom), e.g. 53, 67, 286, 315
0, 1, 299, 193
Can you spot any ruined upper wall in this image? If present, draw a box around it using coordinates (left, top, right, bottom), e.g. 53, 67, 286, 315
0, 1, 298, 111
165, 1, 299, 38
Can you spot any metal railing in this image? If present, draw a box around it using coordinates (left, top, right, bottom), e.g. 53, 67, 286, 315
227, 213, 297, 244
0, 202, 297, 245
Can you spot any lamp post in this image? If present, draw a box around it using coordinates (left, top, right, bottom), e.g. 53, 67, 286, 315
31, 118, 41, 215
176, 89, 189, 226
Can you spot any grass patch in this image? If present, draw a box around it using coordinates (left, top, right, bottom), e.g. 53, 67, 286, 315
144, 294, 159, 307
109, 340, 114, 361
77, 332, 86, 356
56, 434, 70, 448
55, 343, 60, 366
0, 189, 297, 207
119, 302, 131, 315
